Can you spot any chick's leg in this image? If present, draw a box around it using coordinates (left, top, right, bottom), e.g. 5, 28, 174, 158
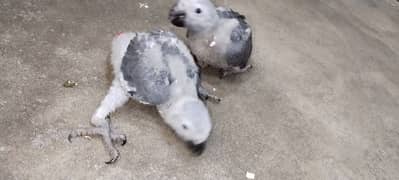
198, 85, 221, 103
220, 64, 253, 78
68, 80, 129, 164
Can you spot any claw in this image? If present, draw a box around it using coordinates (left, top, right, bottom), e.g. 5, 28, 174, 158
68, 134, 73, 143
105, 157, 119, 164
68, 127, 121, 163
105, 150, 120, 164
121, 135, 127, 146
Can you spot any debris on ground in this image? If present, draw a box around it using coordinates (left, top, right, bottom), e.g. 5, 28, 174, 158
63, 80, 78, 88
246, 171, 255, 179
139, 2, 149, 9
84, 136, 92, 140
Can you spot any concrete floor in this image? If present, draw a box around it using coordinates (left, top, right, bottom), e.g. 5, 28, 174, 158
1, 0, 399, 179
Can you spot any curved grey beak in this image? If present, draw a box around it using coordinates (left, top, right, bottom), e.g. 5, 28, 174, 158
186, 141, 206, 155
169, 10, 186, 27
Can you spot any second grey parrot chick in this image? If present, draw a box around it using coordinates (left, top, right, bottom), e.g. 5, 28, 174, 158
169, 0, 253, 78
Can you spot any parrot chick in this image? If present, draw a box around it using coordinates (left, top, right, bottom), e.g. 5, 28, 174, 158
69, 30, 218, 164
169, 0, 253, 78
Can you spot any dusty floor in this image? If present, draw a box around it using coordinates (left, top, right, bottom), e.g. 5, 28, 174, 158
1, 0, 399, 179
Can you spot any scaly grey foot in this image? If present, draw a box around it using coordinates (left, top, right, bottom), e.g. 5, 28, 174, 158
219, 64, 253, 78
68, 125, 125, 164
198, 86, 222, 103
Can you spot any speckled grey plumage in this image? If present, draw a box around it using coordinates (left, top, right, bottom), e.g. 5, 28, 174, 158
121, 30, 200, 105
217, 8, 253, 68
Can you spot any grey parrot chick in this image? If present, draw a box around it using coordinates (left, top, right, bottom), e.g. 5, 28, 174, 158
169, 0, 253, 78
69, 30, 215, 164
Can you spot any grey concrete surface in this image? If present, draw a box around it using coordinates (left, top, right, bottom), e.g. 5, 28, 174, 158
1, 0, 399, 179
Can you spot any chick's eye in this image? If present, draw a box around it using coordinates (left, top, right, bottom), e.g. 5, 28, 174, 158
182, 124, 188, 130
195, 8, 202, 14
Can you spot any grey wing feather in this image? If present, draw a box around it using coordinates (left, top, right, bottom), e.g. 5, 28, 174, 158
121, 37, 172, 105
217, 8, 253, 68
225, 33, 252, 68
217, 7, 246, 20
216, 7, 251, 41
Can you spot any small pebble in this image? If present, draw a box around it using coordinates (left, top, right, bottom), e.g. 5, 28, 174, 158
246, 172, 255, 179
139, 2, 149, 8
63, 80, 78, 88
